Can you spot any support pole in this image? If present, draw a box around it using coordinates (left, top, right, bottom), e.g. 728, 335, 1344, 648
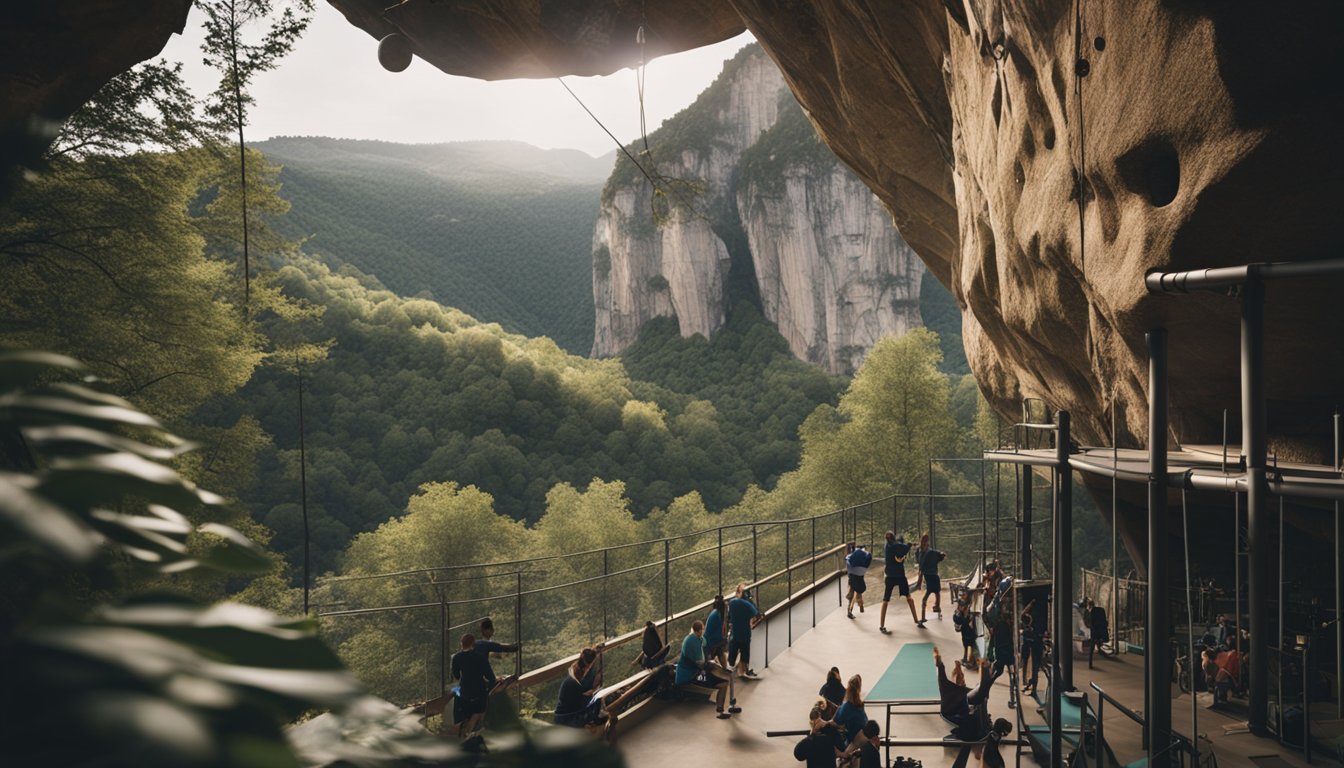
664, 539, 671, 645
1112, 399, 1120, 653
717, 528, 723, 597
1243, 276, 1269, 735
602, 549, 609, 639
1021, 465, 1034, 580
1335, 410, 1342, 719
928, 460, 936, 549
1051, 410, 1074, 768
515, 571, 523, 684
787, 522, 793, 647
439, 599, 447, 696
812, 516, 817, 628
1147, 328, 1172, 764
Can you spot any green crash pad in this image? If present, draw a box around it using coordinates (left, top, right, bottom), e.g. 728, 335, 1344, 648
868, 642, 940, 703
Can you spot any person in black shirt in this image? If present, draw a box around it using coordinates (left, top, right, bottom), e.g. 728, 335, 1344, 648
919, 542, 947, 622
794, 705, 856, 767
819, 666, 845, 712
450, 634, 490, 736
856, 720, 883, 768
982, 717, 1013, 768
473, 617, 520, 692
555, 645, 611, 734
634, 621, 669, 669
880, 531, 924, 633
1020, 612, 1042, 695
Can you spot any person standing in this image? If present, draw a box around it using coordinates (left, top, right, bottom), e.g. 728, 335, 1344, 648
912, 534, 930, 592
846, 542, 873, 619
704, 595, 729, 668
474, 617, 520, 691
728, 583, 762, 678
450, 634, 490, 737
919, 540, 947, 622
880, 531, 924, 632
1020, 612, 1042, 695
954, 599, 978, 661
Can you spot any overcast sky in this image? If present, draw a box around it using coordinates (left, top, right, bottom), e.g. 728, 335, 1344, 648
159, 3, 755, 157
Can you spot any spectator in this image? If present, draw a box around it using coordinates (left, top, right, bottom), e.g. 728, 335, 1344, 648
794, 705, 854, 767
450, 634, 490, 737
555, 645, 611, 734
856, 720, 882, 768
834, 674, 868, 748
981, 718, 1014, 768
634, 621, 669, 669
819, 666, 846, 711
705, 595, 729, 668
954, 599, 978, 663
675, 620, 736, 718
474, 617, 520, 691
728, 583, 762, 679
1020, 612, 1042, 696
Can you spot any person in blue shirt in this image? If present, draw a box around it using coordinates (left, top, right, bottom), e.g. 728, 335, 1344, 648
704, 595, 729, 667
845, 542, 873, 619
727, 583, 762, 678
675, 620, 734, 718
833, 673, 868, 747
880, 531, 924, 633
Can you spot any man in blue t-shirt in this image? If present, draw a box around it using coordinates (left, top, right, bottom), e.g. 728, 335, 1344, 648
676, 620, 734, 718
879, 531, 924, 633
727, 582, 762, 679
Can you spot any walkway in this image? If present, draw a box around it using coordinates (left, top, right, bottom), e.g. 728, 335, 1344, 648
616, 586, 1328, 767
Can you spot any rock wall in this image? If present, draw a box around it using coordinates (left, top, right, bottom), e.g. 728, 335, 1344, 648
740, 156, 924, 374
593, 46, 925, 374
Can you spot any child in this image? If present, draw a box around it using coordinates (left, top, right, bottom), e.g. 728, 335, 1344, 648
954, 600, 978, 663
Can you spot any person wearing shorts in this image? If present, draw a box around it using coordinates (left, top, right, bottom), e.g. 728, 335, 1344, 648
727, 583, 761, 678
450, 634, 490, 737
879, 531, 923, 632
919, 543, 946, 622
845, 542, 872, 619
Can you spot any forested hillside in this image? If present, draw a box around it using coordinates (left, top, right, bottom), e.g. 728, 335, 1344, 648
257, 137, 609, 354
235, 258, 842, 574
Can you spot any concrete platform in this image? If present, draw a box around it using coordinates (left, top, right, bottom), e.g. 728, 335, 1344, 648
616, 585, 1332, 767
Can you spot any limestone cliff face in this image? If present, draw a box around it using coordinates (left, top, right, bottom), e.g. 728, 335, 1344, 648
739, 136, 924, 373
593, 46, 924, 374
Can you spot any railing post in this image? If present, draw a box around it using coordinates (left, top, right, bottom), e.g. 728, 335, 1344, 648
928, 459, 935, 548
602, 549, 609, 640
664, 539, 671, 645
718, 528, 723, 596
439, 599, 446, 697
1147, 328, 1172, 764
516, 571, 523, 681
752, 525, 758, 584
812, 516, 817, 628
787, 522, 793, 648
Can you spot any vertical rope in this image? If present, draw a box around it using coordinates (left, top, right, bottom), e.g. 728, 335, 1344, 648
1181, 487, 1199, 762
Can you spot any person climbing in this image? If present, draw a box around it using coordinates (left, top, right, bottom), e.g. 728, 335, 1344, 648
880, 531, 924, 632
846, 541, 873, 619
933, 646, 1000, 742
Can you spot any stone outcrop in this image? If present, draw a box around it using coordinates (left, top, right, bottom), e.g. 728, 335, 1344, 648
328, 0, 1343, 456
17, 1, 1340, 451
592, 47, 924, 374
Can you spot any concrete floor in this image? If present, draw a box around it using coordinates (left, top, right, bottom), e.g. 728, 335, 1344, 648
616, 586, 1334, 767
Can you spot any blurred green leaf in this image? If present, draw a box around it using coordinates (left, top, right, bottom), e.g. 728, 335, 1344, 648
0, 392, 164, 431
0, 350, 85, 389
24, 424, 193, 460
0, 471, 101, 562
197, 522, 274, 573
41, 452, 224, 511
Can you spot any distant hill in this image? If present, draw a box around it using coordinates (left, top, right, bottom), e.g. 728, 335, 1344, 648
257, 137, 612, 354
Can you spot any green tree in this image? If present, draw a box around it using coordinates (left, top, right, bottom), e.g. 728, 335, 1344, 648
199, 0, 314, 310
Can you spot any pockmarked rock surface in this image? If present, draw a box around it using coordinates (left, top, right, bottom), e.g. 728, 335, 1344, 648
330, 0, 1344, 454
592, 47, 924, 374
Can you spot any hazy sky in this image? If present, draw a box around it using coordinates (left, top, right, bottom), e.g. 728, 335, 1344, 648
159, 3, 756, 157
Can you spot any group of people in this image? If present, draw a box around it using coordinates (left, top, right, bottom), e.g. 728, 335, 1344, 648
847, 532, 947, 635
794, 666, 883, 767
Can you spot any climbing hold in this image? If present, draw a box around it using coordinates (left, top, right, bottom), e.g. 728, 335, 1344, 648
1094, 36, 1106, 52
1075, 58, 1090, 77
377, 33, 413, 72
636, 25, 646, 46
992, 41, 1006, 60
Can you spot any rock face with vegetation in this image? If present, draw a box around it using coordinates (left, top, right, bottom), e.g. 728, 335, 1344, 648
326, 0, 1343, 455
594, 46, 925, 375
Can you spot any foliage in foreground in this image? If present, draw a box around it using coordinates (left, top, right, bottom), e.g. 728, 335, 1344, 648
0, 350, 622, 767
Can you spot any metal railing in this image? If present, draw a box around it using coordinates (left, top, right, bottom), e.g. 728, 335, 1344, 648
312, 459, 1006, 714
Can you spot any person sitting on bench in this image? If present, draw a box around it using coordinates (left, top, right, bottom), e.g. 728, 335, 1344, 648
554, 645, 612, 734
675, 620, 736, 719
634, 621, 670, 669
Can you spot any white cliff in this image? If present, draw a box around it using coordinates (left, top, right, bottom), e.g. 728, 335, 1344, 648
593, 44, 925, 374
